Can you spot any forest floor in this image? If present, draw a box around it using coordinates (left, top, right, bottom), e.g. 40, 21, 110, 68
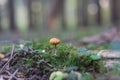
0, 27, 120, 80
0, 41, 120, 80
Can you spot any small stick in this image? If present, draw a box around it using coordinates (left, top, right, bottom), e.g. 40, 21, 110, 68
8, 69, 19, 80
43, 61, 53, 68
0, 45, 15, 73
6, 70, 18, 80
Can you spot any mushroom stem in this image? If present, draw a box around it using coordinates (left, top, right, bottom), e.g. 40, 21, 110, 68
54, 45, 57, 55
55, 44, 57, 49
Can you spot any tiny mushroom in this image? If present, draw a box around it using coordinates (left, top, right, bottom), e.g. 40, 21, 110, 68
50, 38, 60, 45
50, 38, 60, 55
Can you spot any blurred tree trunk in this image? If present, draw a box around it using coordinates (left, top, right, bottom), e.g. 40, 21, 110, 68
81, 0, 88, 26
28, 0, 41, 30
60, 0, 66, 30
46, 0, 58, 29
111, 0, 120, 28
46, 0, 66, 30
28, 0, 32, 30
0, 8, 2, 31
77, 0, 82, 27
94, 0, 102, 25
8, 0, 16, 31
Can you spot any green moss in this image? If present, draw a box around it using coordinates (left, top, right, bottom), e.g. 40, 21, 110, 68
5, 41, 103, 77
30, 41, 103, 72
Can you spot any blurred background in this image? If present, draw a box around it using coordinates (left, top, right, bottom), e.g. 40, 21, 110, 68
0, 0, 120, 49
0, 0, 120, 79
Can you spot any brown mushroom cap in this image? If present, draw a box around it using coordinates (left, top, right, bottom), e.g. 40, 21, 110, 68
50, 38, 60, 45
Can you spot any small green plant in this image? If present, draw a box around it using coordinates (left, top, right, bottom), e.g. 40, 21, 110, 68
87, 43, 110, 50
0, 44, 12, 53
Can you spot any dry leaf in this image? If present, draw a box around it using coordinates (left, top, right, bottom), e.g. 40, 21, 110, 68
0, 53, 5, 59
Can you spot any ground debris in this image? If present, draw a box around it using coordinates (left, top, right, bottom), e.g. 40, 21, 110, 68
0, 45, 54, 80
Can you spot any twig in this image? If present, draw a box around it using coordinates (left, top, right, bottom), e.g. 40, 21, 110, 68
0, 45, 15, 73
28, 75, 37, 80
5, 70, 18, 80
43, 61, 53, 68
10, 44, 15, 59
8, 69, 19, 80
43, 61, 57, 71
102, 57, 120, 60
